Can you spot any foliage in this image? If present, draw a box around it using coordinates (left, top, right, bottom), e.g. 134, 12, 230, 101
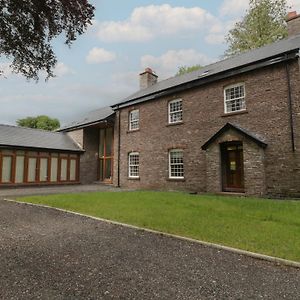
176, 65, 202, 76
17, 115, 60, 131
225, 0, 288, 57
0, 0, 95, 80
19, 191, 300, 261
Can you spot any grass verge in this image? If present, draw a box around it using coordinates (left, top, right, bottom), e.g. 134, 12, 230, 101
17, 191, 300, 262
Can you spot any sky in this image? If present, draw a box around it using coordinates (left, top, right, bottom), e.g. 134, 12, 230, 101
1, 0, 300, 126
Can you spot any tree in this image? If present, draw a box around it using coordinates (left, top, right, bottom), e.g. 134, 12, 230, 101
225, 0, 288, 57
0, 0, 95, 80
176, 65, 202, 76
17, 115, 60, 131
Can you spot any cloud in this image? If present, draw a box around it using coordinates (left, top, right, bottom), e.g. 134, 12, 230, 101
95, 4, 222, 42
141, 49, 214, 79
86, 47, 116, 64
288, 0, 300, 11
220, 0, 248, 17
54, 63, 73, 77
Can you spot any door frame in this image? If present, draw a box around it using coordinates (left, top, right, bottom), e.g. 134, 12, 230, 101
220, 141, 245, 193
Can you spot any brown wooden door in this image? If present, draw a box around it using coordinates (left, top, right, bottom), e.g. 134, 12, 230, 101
221, 142, 244, 192
99, 127, 114, 183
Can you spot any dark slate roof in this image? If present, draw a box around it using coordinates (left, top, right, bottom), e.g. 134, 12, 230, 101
201, 123, 268, 150
113, 34, 300, 109
0, 124, 83, 152
59, 106, 115, 132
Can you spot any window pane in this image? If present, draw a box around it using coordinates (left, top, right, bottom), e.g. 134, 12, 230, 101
15, 156, 25, 183
169, 150, 184, 178
129, 153, 139, 177
225, 84, 246, 113
28, 158, 37, 182
99, 129, 105, 157
50, 158, 58, 182
2, 156, 12, 183
105, 128, 113, 156
169, 100, 183, 123
105, 158, 112, 180
60, 159, 68, 181
70, 159, 76, 181
129, 110, 139, 130
39, 158, 48, 182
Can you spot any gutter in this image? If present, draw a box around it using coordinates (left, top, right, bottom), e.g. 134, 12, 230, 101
117, 107, 121, 188
112, 52, 299, 110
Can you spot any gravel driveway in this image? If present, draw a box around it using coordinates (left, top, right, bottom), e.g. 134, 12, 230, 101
0, 200, 299, 300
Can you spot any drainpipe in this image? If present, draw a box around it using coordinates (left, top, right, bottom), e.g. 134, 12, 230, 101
117, 107, 121, 187
285, 59, 296, 152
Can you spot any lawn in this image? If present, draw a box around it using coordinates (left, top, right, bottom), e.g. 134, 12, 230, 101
17, 191, 300, 262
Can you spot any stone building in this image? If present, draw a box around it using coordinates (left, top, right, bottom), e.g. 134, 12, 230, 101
2, 12, 300, 197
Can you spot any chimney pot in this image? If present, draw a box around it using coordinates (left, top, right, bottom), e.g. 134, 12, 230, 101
286, 11, 300, 37
139, 67, 158, 90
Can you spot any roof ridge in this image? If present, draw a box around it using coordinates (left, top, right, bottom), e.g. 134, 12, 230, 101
0, 123, 63, 135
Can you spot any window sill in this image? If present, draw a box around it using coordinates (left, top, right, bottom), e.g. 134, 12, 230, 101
221, 110, 248, 117
128, 177, 140, 181
127, 129, 140, 134
167, 178, 186, 182
166, 121, 184, 127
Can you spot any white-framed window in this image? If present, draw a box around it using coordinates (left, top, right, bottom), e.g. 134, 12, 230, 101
224, 83, 246, 113
169, 149, 184, 179
128, 152, 140, 178
129, 109, 139, 131
168, 99, 183, 124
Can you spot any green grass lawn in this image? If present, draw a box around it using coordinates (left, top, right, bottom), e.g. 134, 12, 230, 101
17, 191, 300, 262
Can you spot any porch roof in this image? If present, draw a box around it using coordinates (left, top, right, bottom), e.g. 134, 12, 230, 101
201, 123, 268, 150
59, 106, 115, 132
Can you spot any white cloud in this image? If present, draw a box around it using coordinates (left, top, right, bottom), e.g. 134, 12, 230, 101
288, 0, 300, 11
95, 4, 222, 42
141, 49, 214, 79
54, 62, 73, 77
86, 47, 116, 64
220, 0, 248, 17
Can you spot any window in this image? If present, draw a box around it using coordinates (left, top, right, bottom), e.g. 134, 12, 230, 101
224, 83, 246, 113
1, 156, 12, 183
128, 152, 139, 178
169, 99, 183, 124
169, 149, 184, 179
129, 109, 139, 131
60, 158, 68, 181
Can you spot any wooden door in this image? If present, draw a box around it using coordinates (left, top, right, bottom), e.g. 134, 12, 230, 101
221, 142, 244, 192
99, 127, 114, 183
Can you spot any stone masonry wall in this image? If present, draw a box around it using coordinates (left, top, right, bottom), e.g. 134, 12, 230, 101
113, 60, 300, 197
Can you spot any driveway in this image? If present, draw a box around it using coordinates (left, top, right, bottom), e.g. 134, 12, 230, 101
0, 200, 299, 300
0, 184, 125, 199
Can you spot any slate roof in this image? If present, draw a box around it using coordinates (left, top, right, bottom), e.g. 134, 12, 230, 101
201, 123, 268, 150
0, 124, 83, 152
59, 106, 115, 132
112, 34, 300, 109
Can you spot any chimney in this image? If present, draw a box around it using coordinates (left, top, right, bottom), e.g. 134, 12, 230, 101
286, 11, 300, 37
139, 68, 158, 90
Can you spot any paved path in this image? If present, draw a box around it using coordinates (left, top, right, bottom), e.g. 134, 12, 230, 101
0, 184, 124, 199
0, 200, 299, 300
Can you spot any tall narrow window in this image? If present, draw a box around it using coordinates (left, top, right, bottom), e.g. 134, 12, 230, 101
224, 83, 246, 113
70, 159, 77, 181
169, 149, 184, 179
50, 157, 58, 182
129, 109, 139, 131
1, 156, 12, 183
60, 158, 68, 181
39, 158, 48, 182
28, 158, 37, 182
15, 156, 25, 183
169, 99, 183, 124
128, 152, 140, 178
